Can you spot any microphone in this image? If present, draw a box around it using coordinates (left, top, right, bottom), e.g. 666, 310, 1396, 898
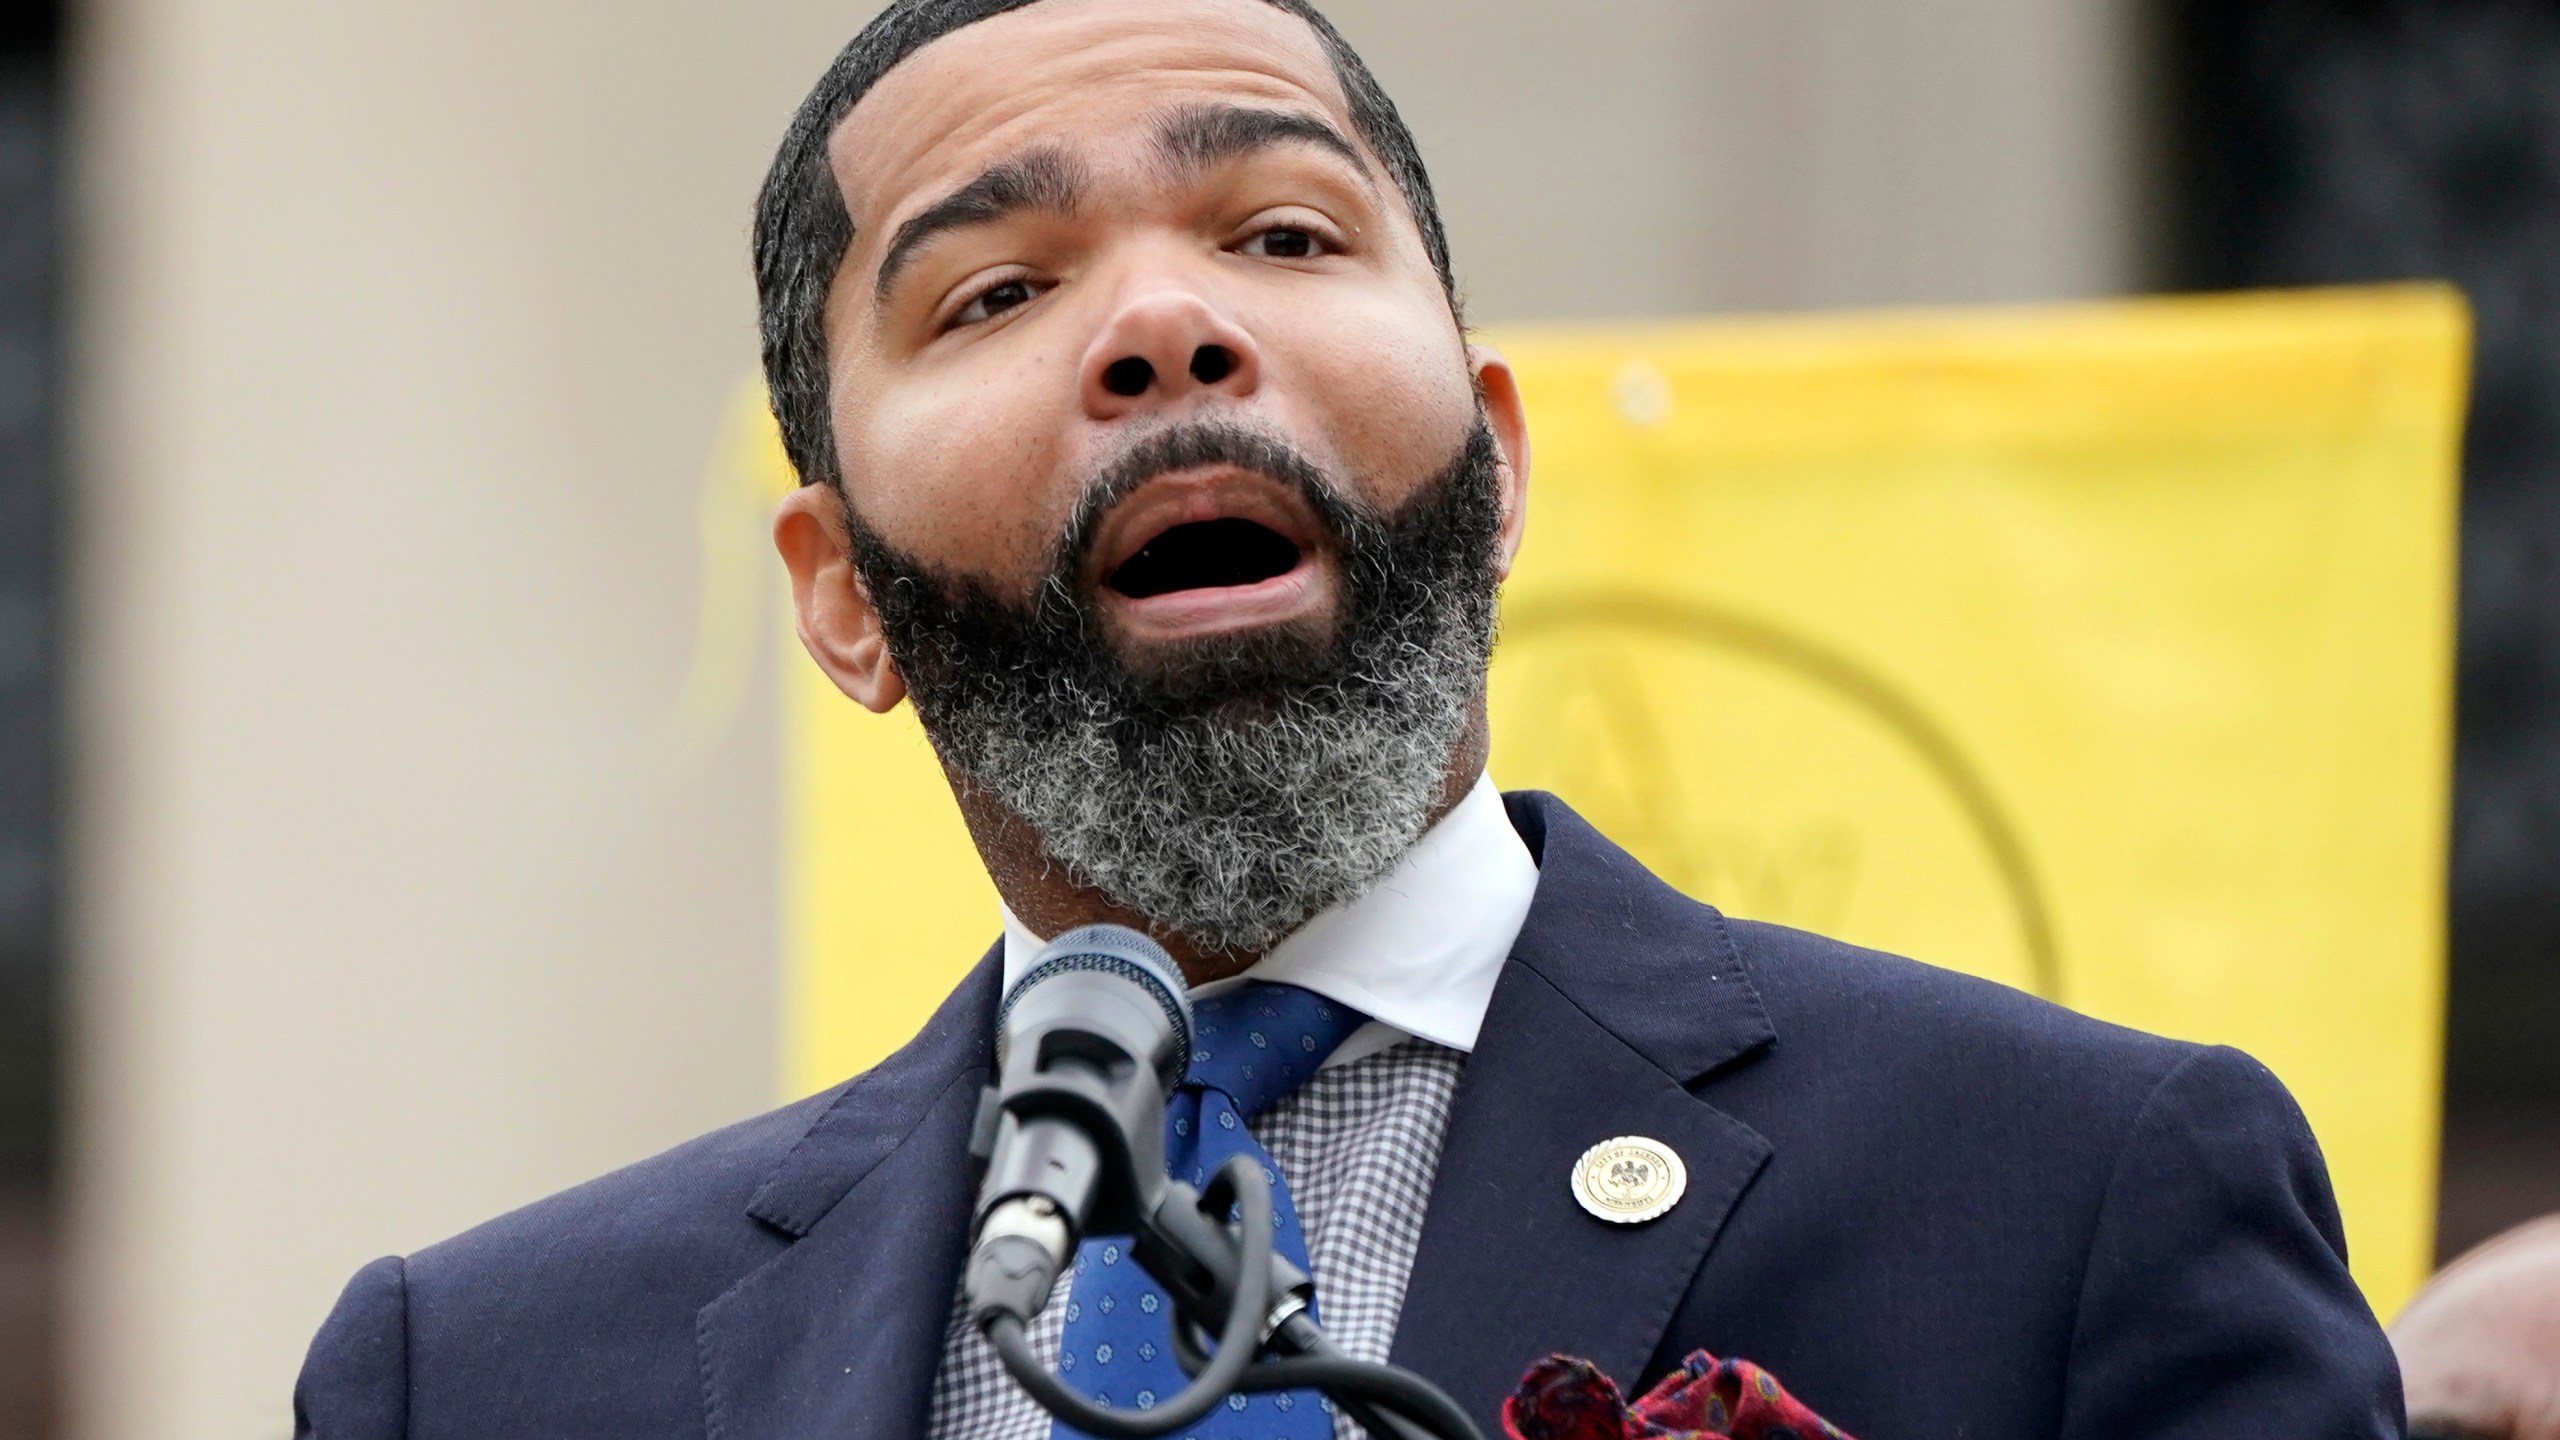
961, 924, 1484, 1440
963, 924, 1193, 1329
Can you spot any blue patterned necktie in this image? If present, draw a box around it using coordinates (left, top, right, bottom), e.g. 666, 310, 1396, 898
1048, 981, 1367, 1439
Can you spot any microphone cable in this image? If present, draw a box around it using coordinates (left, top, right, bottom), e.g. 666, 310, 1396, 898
981, 1152, 1484, 1440
981, 1152, 1275, 1438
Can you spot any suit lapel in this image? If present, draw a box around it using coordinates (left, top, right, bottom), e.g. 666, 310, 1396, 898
1391, 793, 1778, 1432
697, 948, 1003, 1440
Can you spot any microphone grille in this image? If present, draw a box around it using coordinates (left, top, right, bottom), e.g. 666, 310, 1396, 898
1000, 924, 1193, 1079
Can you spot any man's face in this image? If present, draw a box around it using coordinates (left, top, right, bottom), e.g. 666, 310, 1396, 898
773, 0, 1532, 956
795, 0, 1521, 676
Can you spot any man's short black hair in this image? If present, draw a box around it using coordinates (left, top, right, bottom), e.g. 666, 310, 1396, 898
751, 0, 1458, 491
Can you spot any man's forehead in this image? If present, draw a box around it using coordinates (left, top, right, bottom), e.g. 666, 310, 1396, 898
827, 0, 1354, 232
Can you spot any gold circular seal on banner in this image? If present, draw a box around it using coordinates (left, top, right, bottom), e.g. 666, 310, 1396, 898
1571, 1135, 1688, 1224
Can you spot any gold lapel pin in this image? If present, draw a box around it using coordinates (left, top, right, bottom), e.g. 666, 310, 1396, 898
1571, 1135, 1688, 1224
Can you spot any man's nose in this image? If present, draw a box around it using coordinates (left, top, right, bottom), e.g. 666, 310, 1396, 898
1078, 285, 1261, 421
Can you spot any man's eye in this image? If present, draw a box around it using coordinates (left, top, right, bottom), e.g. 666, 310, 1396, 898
1240, 227, 1324, 260
952, 278, 1042, 326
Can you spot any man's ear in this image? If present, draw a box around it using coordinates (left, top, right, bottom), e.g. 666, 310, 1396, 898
1468, 343, 1532, 580
773, 483, 908, 713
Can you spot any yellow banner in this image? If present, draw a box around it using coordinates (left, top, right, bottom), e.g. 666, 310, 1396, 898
760, 285, 2466, 1314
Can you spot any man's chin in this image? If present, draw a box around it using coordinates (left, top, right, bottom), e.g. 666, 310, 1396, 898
1100, 609, 1348, 705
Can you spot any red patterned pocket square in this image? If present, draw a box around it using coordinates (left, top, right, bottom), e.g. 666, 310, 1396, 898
1503, 1350, 1852, 1440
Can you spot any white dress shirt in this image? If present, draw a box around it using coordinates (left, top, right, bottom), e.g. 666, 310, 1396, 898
999, 771, 1541, 1063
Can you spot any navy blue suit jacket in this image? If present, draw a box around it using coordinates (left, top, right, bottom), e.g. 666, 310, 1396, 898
296, 792, 2402, 1438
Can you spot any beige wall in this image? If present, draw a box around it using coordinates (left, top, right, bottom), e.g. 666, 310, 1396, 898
63, 2, 2141, 1436
65, 2, 855, 1434
1334, 0, 2148, 320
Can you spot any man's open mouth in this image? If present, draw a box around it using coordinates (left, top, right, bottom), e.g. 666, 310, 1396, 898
1077, 463, 1335, 641
1106, 517, 1305, 599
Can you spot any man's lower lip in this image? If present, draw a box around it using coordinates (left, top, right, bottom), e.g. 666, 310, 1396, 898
1103, 566, 1324, 638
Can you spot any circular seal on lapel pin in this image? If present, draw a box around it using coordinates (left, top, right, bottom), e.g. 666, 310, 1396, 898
1571, 1136, 1687, 1224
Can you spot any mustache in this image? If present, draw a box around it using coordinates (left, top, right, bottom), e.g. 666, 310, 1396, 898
1047, 418, 1370, 590
840, 410, 1495, 645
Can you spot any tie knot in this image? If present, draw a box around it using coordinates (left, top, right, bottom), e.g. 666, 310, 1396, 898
1183, 982, 1367, 1119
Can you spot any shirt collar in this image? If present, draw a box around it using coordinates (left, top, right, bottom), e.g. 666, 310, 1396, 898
999, 772, 1541, 1064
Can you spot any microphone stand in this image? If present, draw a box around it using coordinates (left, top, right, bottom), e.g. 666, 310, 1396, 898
979, 1153, 1485, 1440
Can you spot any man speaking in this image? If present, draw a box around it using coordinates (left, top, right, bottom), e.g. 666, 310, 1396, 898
294, 0, 2404, 1435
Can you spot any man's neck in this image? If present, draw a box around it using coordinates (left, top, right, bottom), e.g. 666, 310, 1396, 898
949, 708, 1493, 987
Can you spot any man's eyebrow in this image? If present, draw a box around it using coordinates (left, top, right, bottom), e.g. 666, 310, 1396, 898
873, 147, 1086, 302
1151, 103, 1368, 182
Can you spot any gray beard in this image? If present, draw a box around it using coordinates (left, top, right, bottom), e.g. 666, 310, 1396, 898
845, 416, 1503, 957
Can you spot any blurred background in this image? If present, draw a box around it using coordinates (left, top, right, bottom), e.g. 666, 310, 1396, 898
0, 0, 2551, 1435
